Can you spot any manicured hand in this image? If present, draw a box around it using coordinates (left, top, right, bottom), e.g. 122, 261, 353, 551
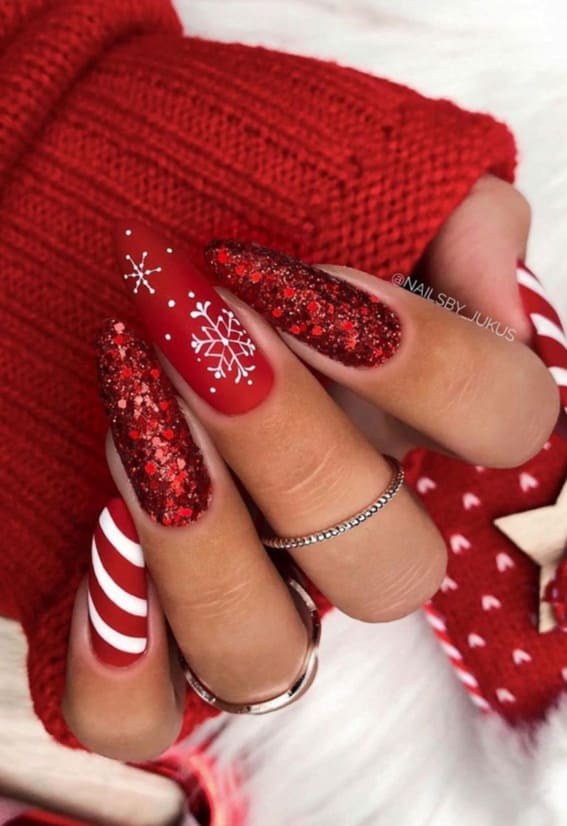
63, 180, 559, 761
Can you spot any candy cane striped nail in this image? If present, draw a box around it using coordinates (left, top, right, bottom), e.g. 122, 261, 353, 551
88, 498, 148, 667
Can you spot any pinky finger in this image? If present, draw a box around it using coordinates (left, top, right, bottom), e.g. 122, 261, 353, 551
62, 499, 184, 762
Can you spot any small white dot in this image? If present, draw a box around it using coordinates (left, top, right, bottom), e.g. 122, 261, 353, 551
164, 333, 172, 341
124, 254, 129, 260
188, 291, 196, 299
166, 247, 173, 254
197, 358, 202, 363
214, 371, 221, 379
209, 387, 217, 394
247, 379, 253, 385
125, 229, 132, 236
168, 299, 176, 308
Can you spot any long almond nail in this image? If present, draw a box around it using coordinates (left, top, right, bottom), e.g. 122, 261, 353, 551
114, 222, 274, 415
96, 320, 211, 527
204, 241, 402, 367
88, 498, 148, 667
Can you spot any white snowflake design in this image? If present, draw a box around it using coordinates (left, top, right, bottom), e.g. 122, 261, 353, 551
190, 300, 256, 386
123, 251, 162, 295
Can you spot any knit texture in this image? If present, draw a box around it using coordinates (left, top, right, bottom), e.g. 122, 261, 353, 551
0, 0, 516, 747
406, 429, 567, 724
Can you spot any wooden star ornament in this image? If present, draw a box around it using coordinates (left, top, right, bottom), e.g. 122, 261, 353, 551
494, 477, 567, 633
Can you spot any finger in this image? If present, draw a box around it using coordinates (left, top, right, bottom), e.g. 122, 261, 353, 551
97, 320, 308, 705
206, 241, 559, 468
63, 500, 183, 762
420, 174, 533, 342
114, 222, 447, 623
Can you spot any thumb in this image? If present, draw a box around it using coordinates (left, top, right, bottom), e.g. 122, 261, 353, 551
420, 174, 533, 343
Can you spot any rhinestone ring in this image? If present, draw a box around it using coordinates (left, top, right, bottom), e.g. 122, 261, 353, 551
184, 574, 320, 714
262, 456, 404, 551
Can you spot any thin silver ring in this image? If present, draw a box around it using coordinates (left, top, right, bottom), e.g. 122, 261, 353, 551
262, 456, 404, 551
184, 574, 320, 714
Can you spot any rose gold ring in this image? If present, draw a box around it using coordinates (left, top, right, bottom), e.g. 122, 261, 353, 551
184, 574, 320, 714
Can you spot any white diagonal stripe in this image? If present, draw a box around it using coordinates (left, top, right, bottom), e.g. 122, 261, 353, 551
99, 507, 144, 567
426, 613, 446, 633
470, 694, 491, 710
517, 266, 548, 300
440, 642, 461, 659
549, 366, 567, 387
91, 539, 147, 617
457, 671, 478, 689
530, 313, 567, 347
87, 592, 146, 654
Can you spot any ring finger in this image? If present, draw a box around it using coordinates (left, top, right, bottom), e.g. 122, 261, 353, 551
64, 321, 309, 759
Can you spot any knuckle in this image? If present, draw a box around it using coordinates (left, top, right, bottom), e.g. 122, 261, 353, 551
500, 373, 560, 467
365, 558, 447, 623
335, 530, 448, 624
509, 187, 532, 230
183, 558, 260, 620
436, 354, 481, 419
472, 175, 532, 233
266, 438, 348, 515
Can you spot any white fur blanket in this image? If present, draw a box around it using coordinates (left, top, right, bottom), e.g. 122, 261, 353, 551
176, 1, 567, 824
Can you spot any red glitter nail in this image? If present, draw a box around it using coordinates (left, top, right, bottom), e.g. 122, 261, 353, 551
204, 242, 402, 367
96, 320, 211, 527
114, 222, 274, 415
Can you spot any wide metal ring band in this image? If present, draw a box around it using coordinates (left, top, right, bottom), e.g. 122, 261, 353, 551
184, 574, 321, 714
262, 456, 404, 551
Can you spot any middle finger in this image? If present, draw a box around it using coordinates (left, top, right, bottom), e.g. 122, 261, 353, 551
115, 222, 447, 622
206, 243, 560, 468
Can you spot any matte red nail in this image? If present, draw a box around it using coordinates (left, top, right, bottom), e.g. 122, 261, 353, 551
204, 241, 402, 367
88, 498, 148, 667
114, 222, 274, 415
96, 320, 211, 527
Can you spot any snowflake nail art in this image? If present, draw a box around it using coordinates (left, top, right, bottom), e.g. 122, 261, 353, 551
123, 251, 162, 295
190, 300, 257, 388
114, 222, 274, 415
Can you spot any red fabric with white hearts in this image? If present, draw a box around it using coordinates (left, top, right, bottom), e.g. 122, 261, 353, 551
409, 264, 567, 724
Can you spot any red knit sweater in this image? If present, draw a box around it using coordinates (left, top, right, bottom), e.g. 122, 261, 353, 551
0, 0, 516, 746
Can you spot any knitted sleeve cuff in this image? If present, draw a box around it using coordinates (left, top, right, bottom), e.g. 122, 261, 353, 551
0, 0, 516, 749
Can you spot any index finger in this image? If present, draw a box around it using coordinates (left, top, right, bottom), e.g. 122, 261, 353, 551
206, 242, 559, 468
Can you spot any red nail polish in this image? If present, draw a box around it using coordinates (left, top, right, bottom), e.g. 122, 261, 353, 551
204, 242, 402, 367
88, 498, 147, 667
96, 320, 211, 527
114, 222, 274, 415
